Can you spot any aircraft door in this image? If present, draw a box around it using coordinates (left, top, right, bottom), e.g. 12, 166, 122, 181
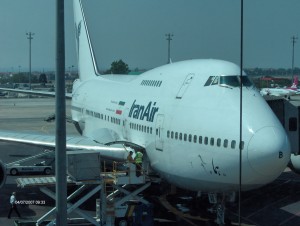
122, 108, 130, 140
176, 73, 195, 99
155, 114, 165, 151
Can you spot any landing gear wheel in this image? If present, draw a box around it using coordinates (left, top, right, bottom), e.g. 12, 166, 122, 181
10, 168, 18, 176
116, 218, 128, 226
44, 168, 51, 175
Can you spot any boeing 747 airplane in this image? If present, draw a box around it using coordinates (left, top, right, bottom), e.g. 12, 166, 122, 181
0, 0, 291, 205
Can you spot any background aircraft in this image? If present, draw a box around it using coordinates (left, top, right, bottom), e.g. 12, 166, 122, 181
260, 76, 300, 98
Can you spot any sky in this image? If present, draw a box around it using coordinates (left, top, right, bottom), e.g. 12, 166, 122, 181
0, 0, 300, 72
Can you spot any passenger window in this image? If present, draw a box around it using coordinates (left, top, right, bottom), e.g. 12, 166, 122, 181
171, 131, 174, 139
188, 134, 192, 142
193, 135, 197, 143
231, 140, 236, 149
179, 133, 182, 140
224, 139, 228, 148
199, 136, 202, 144
175, 132, 178, 140
167, 131, 170, 138
239, 141, 244, 150
210, 138, 214, 146
150, 128, 153, 134
204, 137, 208, 145
156, 128, 158, 135
184, 134, 187, 141
217, 138, 221, 147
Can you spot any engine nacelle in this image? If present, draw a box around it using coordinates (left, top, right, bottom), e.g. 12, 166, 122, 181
0, 160, 7, 188
289, 154, 300, 174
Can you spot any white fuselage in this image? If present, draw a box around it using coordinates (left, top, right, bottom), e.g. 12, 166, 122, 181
71, 59, 291, 192
260, 87, 297, 97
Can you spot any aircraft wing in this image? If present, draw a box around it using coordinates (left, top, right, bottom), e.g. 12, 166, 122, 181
0, 131, 127, 161
0, 87, 72, 99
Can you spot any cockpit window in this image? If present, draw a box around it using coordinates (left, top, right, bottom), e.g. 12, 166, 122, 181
211, 76, 219, 85
204, 76, 215, 86
204, 75, 254, 88
220, 76, 240, 87
241, 76, 253, 87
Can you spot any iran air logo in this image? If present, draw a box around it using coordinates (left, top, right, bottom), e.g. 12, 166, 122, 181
128, 100, 159, 122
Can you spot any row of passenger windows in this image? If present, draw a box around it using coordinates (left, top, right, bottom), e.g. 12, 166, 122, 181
130, 122, 153, 134
74, 105, 245, 150
167, 130, 244, 150
140, 80, 162, 87
71, 105, 82, 113
85, 109, 121, 125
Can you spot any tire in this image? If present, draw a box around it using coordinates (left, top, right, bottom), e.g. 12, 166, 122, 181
116, 218, 128, 226
44, 168, 51, 175
10, 168, 18, 176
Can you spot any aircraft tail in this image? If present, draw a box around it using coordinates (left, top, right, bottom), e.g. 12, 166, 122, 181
73, 0, 100, 80
290, 76, 298, 89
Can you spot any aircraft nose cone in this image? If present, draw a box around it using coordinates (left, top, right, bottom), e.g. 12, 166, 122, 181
247, 127, 290, 177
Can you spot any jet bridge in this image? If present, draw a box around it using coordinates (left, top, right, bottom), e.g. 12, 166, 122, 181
265, 97, 300, 155
14, 150, 154, 226
265, 96, 300, 173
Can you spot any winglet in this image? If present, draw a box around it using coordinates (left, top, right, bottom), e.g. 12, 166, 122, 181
73, 0, 100, 80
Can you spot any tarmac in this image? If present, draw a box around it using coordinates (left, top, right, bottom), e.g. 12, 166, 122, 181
1, 97, 300, 226
0, 98, 77, 225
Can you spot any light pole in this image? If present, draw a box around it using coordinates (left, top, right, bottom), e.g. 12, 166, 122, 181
165, 33, 174, 64
291, 35, 298, 81
26, 32, 34, 90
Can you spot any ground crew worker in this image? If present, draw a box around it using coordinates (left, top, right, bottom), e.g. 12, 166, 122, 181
127, 151, 134, 163
134, 150, 143, 177
7, 192, 21, 219
126, 151, 135, 176
126, 151, 135, 175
